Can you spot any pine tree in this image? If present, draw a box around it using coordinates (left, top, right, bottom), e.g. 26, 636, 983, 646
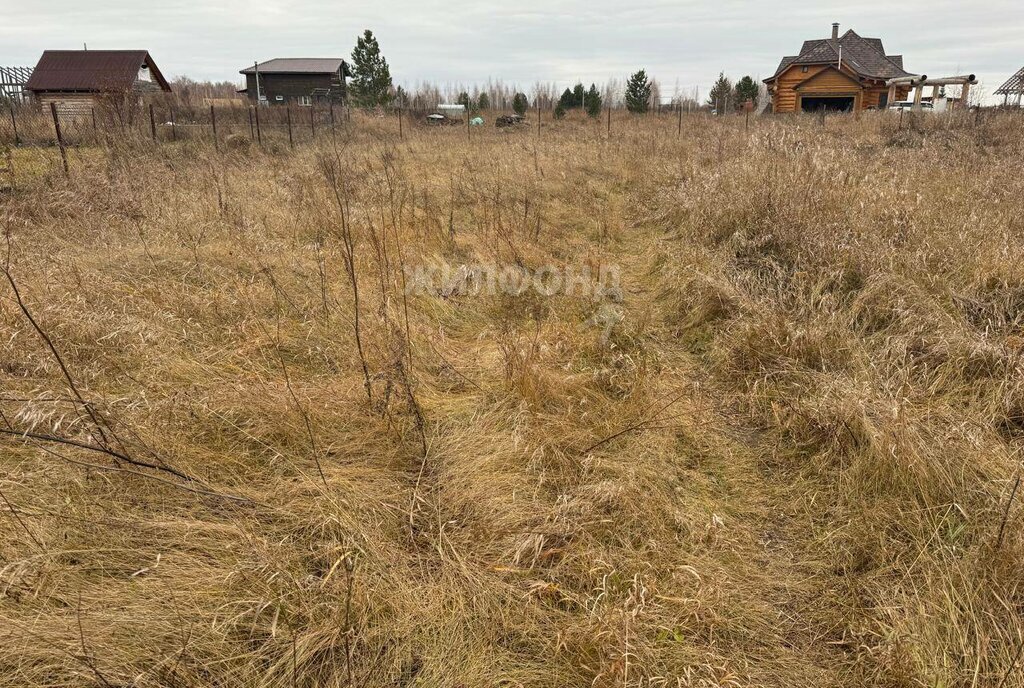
707, 72, 733, 114
350, 30, 393, 108
477, 92, 490, 110
584, 83, 602, 118
457, 91, 470, 109
733, 75, 758, 110
625, 70, 652, 114
572, 83, 585, 108
512, 92, 529, 116
558, 88, 575, 110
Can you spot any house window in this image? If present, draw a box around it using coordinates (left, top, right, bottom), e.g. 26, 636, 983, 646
802, 66, 809, 73
297, 95, 312, 107
275, 95, 284, 102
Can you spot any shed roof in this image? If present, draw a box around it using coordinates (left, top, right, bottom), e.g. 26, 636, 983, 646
766, 29, 913, 83
240, 59, 347, 75
24, 50, 170, 92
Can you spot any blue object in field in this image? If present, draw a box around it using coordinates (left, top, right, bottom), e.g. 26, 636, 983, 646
470, 117, 484, 126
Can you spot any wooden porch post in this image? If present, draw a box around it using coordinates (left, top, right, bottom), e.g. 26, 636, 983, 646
961, 82, 972, 108
887, 83, 897, 107
912, 83, 924, 110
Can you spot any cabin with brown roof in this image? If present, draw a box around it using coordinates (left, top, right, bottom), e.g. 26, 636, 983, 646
764, 24, 917, 113
24, 50, 171, 111
240, 59, 349, 106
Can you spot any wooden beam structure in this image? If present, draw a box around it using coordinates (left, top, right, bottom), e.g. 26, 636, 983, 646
889, 74, 977, 109
0, 66, 33, 102
885, 75, 927, 87
995, 67, 1024, 107
921, 74, 976, 86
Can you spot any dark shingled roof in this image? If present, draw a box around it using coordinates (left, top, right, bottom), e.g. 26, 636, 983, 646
240, 58, 348, 75
25, 50, 170, 92
767, 29, 913, 82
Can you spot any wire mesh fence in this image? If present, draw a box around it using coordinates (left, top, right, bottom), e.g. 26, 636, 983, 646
0, 98, 361, 190
0, 95, 1007, 194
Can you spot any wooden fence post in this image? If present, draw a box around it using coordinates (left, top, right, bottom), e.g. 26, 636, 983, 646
49, 102, 69, 177
9, 103, 19, 146
287, 107, 294, 148
607, 105, 610, 135
678, 103, 682, 136
248, 107, 254, 140
254, 105, 262, 145
210, 104, 219, 151
149, 104, 157, 141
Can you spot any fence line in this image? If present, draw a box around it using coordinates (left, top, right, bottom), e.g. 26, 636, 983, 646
0, 98, 1007, 190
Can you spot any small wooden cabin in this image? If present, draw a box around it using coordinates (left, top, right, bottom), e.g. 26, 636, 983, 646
240, 59, 349, 106
24, 50, 171, 111
764, 24, 917, 113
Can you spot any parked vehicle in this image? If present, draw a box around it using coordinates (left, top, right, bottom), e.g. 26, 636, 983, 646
888, 101, 934, 111
426, 113, 459, 126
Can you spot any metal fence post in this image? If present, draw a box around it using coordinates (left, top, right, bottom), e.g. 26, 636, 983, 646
210, 104, 218, 151
9, 103, 19, 146
287, 106, 294, 148
49, 102, 69, 177
254, 105, 262, 145
149, 104, 157, 141
248, 107, 254, 140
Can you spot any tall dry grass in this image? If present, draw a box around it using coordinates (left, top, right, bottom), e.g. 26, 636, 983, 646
2, 107, 1024, 687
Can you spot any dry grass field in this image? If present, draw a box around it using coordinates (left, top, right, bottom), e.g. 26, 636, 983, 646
2, 108, 1024, 687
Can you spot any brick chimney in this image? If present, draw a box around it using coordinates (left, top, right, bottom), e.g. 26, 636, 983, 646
832, 22, 840, 39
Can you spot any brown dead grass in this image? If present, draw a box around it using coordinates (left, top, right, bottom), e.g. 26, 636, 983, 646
2, 108, 1024, 686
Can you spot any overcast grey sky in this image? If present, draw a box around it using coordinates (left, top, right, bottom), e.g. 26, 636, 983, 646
2, 0, 1021, 102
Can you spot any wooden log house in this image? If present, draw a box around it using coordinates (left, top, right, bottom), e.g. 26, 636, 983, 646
24, 50, 171, 112
764, 23, 918, 113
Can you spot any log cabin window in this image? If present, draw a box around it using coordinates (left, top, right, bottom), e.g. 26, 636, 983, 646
802, 66, 809, 73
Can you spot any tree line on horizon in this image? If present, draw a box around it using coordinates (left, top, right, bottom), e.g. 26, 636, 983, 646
168, 30, 765, 115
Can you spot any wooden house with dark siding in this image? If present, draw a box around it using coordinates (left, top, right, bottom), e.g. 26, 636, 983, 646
764, 24, 917, 113
240, 59, 349, 106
